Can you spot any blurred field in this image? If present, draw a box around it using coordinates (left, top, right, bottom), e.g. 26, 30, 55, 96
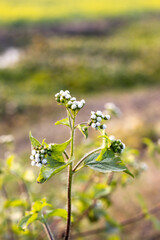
0, 1, 160, 239
1, 0, 160, 25
1, 15, 160, 112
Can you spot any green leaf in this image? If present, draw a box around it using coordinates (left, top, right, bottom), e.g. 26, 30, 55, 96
32, 198, 52, 213
4, 199, 28, 208
95, 146, 109, 162
124, 169, 134, 178
45, 208, 73, 221
77, 124, 88, 139
55, 118, 70, 127
51, 139, 71, 154
37, 158, 72, 183
84, 150, 127, 173
18, 214, 33, 231
6, 155, 14, 169
25, 213, 39, 227
29, 131, 41, 148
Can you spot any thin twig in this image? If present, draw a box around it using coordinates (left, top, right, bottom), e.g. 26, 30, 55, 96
72, 147, 102, 173
71, 203, 160, 239
107, 172, 114, 185
63, 151, 69, 160
43, 220, 56, 240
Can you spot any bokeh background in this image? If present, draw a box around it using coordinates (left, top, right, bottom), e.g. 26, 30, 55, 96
0, 1, 160, 239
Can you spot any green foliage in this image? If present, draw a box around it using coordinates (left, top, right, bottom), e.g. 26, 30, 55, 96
1, 90, 154, 240
37, 139, 71, 183
45, 208, 70, 221
1, 16, 160, 110
29, 131, 41, 148
4, 199, 28, 208
55, 118, 70, 127
84, 151, 127, 173
37, 158, 72, 183
77, 124, 89, 139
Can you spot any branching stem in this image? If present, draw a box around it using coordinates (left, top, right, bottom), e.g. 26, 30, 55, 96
72, 147, 102, 173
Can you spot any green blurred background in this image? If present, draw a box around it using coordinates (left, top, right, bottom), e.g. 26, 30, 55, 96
0, 1, 160, 239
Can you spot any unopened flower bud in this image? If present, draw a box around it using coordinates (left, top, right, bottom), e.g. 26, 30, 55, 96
91, 123, 96, 129
31, 161, 36, 166
101, 124, 107, 129
91, 114, 96, 120
97, 117, 102, 122
30, 155, 34, 160
42, 159, 47, 164
71, 104, 77, 110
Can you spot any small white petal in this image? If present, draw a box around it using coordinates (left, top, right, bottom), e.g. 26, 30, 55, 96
68, 101, 72, 105
37, 163, 42, 168
73, 101, 78, 105
30, 155, 34, 160
48, 144, 52, 150
91, 111, 95, 115
81, 99, 85, 104
35, 158, 41, 163
62, 92, 67, 97
42, 159, 47, 164
91, 123, 96, 128
35, 153, 40, 159
105, 114, 110, 120
71, 104, 77, 110
97, 117, 102, 122
91, 114, 96, 120
31, 161, 36, 166
41, 149, 45, 154
78, 103, 83, 108
55, 93, 60, 97
60, 96, 64, 101
96, 111, 102, 116
60, 90, 64, 95
96, 122, 101, 127
65, 90, 70, 94
32, 149, 36, 155
65, 94, 71, 99
71, 97, 76, 101
109, 135, 115, 141
122, 143, 125, 149
102, 124, 107, 129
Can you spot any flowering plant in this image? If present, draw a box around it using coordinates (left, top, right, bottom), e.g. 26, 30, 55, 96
19, 90, 133, 240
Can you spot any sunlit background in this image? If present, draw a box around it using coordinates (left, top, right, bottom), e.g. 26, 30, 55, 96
0, 1, 160, 239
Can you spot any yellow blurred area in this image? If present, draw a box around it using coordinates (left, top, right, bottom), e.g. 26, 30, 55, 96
0, 0, 160, 23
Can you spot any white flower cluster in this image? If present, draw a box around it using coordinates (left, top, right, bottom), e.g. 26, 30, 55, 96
89, 110, 110, 130
30, 145, 52, 168
55, 90, 85, 111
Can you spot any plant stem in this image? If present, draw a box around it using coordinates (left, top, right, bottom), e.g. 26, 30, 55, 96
72, 147, 102, 173
64, 117, 75, 240
43, 219, 55, 240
